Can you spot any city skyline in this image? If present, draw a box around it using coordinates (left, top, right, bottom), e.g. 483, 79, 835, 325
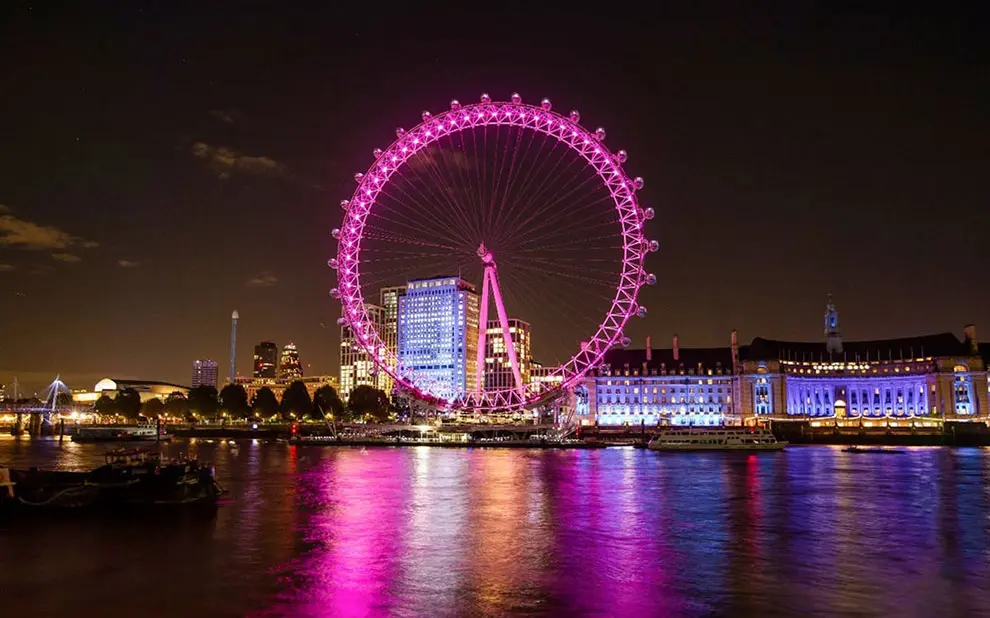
1, 5, 987, 394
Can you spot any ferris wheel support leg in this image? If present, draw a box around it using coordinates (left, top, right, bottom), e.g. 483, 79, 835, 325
488, 267, 526, 398
475, 268, 491, 395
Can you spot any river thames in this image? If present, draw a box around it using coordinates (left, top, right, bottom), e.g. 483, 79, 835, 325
1, 438, 989, 618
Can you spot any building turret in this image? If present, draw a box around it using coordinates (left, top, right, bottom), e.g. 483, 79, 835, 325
824, 295, 842, 355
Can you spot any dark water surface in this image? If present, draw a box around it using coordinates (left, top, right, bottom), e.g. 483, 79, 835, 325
1, 438, 989, 618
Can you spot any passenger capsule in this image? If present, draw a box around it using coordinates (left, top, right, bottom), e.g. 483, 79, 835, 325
569, 110, 580, 123
541, 98, 552, 111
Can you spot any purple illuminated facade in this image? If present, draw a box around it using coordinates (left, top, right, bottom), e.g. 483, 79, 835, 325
578, 299, 990, 427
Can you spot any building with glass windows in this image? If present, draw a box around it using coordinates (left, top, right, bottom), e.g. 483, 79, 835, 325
576, 298, 989, 427
253, 341, 278, 379
278, 342, 303, 380
235, 375, 339, 406
484, 318, 531, 392
378, 286, 406, 396
583, 334, 740, 427
397, 277, 479, 401
339, 304, 388, 402
191, 359, 218, 389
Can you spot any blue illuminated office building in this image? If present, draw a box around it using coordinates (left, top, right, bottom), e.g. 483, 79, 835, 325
397, 277, 479, 401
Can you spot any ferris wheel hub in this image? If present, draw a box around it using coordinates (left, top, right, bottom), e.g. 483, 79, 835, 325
477, 242, 494, 266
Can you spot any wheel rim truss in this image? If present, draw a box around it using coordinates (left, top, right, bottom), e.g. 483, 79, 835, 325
333, 99, 650, 413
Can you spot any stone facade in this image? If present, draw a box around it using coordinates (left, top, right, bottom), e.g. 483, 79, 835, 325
574, 300, 989, 427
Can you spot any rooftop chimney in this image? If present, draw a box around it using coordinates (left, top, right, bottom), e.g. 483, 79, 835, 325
730, 329, 740, 371
963, 324, 978, 355
673, 334, 680, 362
646, 335, 652, 362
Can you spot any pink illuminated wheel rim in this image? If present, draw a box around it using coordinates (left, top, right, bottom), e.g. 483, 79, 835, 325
331, 94, 656, 413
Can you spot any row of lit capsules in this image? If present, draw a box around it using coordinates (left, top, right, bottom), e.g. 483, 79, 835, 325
328, 93, 659, 348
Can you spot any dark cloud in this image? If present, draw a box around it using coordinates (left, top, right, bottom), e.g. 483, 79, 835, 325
245, 271, 278, 287
0, 204, 98, 251
209, 109, 238, 124
51, 253, 82, 263
190, 142, 285, 180
117, 259, 140, 268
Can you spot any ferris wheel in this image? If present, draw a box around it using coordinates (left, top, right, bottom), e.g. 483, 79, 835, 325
330, 93, 657, 413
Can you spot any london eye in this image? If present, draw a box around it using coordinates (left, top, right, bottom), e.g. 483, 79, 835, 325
330, 93, 657, 413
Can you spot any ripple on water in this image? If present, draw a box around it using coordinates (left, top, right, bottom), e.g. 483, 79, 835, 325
1, 438, 989, 618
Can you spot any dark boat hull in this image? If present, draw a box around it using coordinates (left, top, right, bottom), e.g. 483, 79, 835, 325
0, 461, 223, 515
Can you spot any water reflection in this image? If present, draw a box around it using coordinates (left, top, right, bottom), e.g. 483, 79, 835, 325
1, 437, 990, 618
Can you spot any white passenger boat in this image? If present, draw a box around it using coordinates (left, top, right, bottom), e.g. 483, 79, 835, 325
72, 424, 170, 443
647, 427, 787, 451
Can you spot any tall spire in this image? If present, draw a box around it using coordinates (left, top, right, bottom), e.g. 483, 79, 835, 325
824, 294, 842, 355
229, 310, 239, 384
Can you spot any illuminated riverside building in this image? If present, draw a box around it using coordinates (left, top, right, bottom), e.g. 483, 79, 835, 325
377, 286, 406, 396
191, 359, 218, 388
339, 304, 388, 401
397, 277, 479, 401
583, 334, 740, 427
235, 375, 340, 404
253, 341, 278, 379
278, 342, 303, 380
379, 286, 405, 354
484, 318, 531, 391
72, 378, 190, 405
578, 298, 990, 427
740, 298, 988, 424
529, 361, 563, 395
338, 286, 406, 401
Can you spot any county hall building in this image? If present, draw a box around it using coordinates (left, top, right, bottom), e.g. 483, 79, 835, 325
577, 297, 989, 427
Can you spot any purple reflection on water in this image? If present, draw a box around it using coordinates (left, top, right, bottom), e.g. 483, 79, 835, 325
255, 448, 410, 617
2, 439, 990, 618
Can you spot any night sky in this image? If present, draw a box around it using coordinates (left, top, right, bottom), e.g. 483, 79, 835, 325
1, 3, 987, 395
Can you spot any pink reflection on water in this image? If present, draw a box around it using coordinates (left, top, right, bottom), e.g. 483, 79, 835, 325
255, 448, 410, 618
390, 448, 470, 615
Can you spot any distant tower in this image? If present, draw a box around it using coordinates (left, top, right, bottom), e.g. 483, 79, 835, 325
229, 310, 239, 384
824, 295, 842, 355
278, 342, 303, 380
253, 341, 278, 379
